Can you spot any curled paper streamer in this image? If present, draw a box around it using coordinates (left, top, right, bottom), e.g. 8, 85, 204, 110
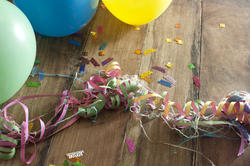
0, 62, 249, 165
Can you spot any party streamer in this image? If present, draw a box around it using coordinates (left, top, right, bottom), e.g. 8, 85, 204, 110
0, 62, 249, 165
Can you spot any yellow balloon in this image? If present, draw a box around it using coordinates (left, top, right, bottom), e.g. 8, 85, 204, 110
102, 0, 172, 26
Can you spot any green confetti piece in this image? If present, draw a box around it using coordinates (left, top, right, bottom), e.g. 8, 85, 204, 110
73, 161, 85, 166
63, 159, 69, 166
34, 59, 40, 64
26, 82, 41, 87
188, 64, 196, 69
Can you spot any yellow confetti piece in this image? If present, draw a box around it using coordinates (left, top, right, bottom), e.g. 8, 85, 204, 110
143, 49, 156, 55
90, 31, 96, 36
166, 63, 173, 68
175, 24, 181, 28
28, 122, 34, 132
98, 51, 105, 56
166, 38, 172, 43
49, 164, 55, 166
139, 71, 153, 78
134, 26, 140, 30
177, 40, 184, 45
219, 23, 225, 28
174, 37, 181, 42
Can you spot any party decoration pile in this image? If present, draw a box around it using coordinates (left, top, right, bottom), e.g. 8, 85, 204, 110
0, 62, 249, 165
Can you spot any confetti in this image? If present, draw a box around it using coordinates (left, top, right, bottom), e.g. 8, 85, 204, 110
163, 75, 176, 85
30, 66, 38, 77
135, 49, 142, 55
143, 49, 156, 55
174, 37, 181, 42
38, 70, 44, 81
126, 138, 136, 152
99, 42, 107, 50
97, 26, 103, 34
166, 38, 172, 43
152, 66, 166, 73
193, 76, 200, 87
158, 80, 172, 87
102, 58, 113, 66
175, 24, 181, 28
177, 40, 184, 45
90, 58, 100, 66
134, 26, 140, 30
68, 40, 80, 47
34, 60, 40, 64
69, 157, 82, 163
166, 62, 173, 68
219, 24, 225, 28
79, 57, 89, 64
188, 64, 196, 69
139, 71, 153, 79
82, 52, 88, 56
28, 122, 34, 132
142, 76, 152, 84
72, 33, 83, 39
100, 4, 105, 8
26, 82, 41, 87
90, 31, 97, 40
79, 64, 86, 73
98, 51, 105, 56
90, 31, 97, 36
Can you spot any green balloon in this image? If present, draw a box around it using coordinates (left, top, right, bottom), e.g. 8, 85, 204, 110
0, 0, 36, 104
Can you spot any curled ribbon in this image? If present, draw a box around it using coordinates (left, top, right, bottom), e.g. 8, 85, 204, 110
0, 62, 249, 164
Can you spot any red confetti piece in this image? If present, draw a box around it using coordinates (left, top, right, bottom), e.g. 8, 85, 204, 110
152, 66, 166, 73
98, 26, 103, 34
90, 58, 100, 66
193, 76, 200, 87
126, 138, 135, 152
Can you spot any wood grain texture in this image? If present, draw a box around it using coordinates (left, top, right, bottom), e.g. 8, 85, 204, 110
198, 0, 250, 166
1, 0, 249, 166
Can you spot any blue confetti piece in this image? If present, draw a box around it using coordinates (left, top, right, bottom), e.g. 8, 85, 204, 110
30, 66, 38, 77
79, 64, 86, 73
68, 40, 80, 46
157, 80, 172, 88
38, 70, 44, 81
99, 42, 107, 50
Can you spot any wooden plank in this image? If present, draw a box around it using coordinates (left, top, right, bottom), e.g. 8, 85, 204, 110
41, 0, 202, 165
198, 0, 250, 165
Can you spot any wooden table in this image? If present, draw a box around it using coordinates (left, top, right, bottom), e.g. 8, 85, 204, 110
1, 0, 249, 165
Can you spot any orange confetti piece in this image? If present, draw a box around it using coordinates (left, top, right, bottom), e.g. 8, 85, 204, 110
175, 24, 181, 28
174, 37, 181, 42
98, 51, 105, 56
135, 49, 141, 55
28, 122, 34, 132
69, 157, 83, 163
142, 76, 152, 84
